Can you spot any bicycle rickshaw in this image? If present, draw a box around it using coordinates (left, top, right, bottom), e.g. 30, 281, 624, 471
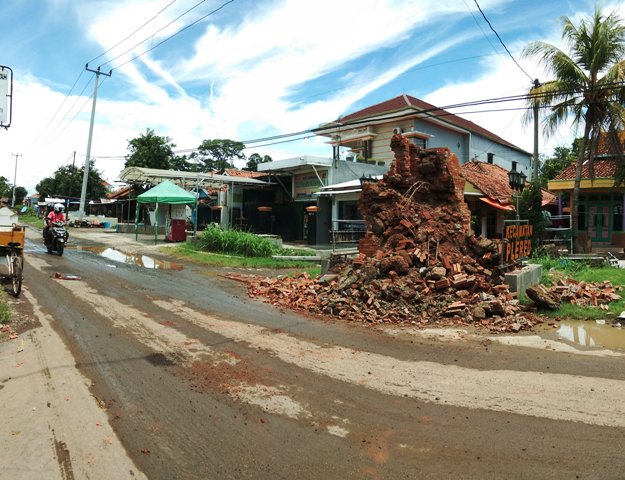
0, 223, 25, 297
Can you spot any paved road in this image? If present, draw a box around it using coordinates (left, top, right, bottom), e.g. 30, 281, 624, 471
4, 229, 625, 479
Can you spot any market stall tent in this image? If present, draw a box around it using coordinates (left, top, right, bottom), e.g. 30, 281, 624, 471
136, 180, 196, 244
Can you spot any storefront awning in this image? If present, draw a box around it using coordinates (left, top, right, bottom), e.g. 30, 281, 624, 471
479, 196, 515, 212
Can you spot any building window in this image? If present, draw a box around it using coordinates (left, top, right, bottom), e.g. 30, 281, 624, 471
613, 205, 623, 232
487, 153, 494, 164
363, 139, 372, 159
411, 137, 427, 149
511, 160, 517, 171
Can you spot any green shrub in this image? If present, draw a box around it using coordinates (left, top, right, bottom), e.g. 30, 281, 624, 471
197, 224, 278, 257
0, 294, 11, 324
529, 255, 590, 286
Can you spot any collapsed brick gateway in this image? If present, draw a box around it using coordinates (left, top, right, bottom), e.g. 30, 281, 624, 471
249, 134, 540, 332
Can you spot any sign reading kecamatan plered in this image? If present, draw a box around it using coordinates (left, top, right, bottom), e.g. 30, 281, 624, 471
505, 223, 533, 263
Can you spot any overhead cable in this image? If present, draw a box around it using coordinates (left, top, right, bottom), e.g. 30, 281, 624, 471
107, 0, 235, 71
473, 0, 534, 83
87, 0, 179, 65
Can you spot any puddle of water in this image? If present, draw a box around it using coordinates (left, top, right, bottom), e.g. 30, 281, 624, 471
75, 246, 183, 270
547, 319, 625, 351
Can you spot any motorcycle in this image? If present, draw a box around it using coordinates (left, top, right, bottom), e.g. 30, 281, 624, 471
44, 221, 69, 256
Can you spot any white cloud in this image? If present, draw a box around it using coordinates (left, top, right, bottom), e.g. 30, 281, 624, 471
6, 0, 620, 195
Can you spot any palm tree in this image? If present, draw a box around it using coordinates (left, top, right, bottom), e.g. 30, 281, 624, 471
523, 7, 625, 252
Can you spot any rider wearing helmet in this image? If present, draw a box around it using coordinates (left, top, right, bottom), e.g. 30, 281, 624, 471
44, 203, 66, 240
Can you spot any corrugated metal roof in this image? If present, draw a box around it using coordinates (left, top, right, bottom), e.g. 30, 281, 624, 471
119, 167, 269, 189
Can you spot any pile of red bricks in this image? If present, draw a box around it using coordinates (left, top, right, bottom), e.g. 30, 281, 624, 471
243, 134, 553, 333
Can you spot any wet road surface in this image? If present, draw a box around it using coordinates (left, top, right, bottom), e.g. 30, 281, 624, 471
15, 233, 625, 479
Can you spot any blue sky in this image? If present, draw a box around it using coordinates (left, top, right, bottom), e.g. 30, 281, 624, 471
0, 0, 622, 192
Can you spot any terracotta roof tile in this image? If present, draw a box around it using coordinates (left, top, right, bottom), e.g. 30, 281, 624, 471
460, 160, 514, 203
597, 131, 625, 155
337, 95, 529, 154
553, 158, 618, 181
106, 186, 133, 199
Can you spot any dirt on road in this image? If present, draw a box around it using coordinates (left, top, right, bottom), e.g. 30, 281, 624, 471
2, 227, 625, 479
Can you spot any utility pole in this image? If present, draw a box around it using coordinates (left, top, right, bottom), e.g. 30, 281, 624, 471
11, 152, 21, 207
533, 79, 540, 181
77, 65, 111, 220
68, 151, 76, 197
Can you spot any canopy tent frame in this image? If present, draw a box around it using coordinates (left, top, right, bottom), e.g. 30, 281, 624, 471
135, 180, 196, 244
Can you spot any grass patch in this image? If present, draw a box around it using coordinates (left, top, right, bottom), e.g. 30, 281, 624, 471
530, 256, 625, 320
17, 208, 44, 229
197, 225, 277, 257
172, 242, 321, 276
0, 292, 12, 324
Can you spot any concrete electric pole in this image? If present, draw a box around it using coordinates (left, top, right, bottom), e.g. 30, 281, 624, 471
533, 79, 540, 181
11, 152, 21, 207
77, 65, 111, 221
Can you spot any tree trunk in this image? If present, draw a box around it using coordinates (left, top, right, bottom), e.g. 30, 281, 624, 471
572, 123, 591, 253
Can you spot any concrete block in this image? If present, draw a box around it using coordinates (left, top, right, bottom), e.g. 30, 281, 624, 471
505, 263, 542, 295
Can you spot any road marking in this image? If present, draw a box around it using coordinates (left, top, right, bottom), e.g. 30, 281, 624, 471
157, 299, 625, 428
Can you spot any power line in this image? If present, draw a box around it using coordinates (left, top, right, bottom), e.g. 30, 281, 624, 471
87, 0, 179, 65
107, 0, 235, 71
29, 69, 85, 147
65, 79, 625, 162
472, 0, 534, 83
36, 72, 96, 149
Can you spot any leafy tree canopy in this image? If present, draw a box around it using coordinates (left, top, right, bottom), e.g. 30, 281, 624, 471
125, 128, 176, 170
195, 139, 246, 171
538, 138, 581, 187
0, 176, 12, 199
170, 154, 201, 172
244, 153, 273, 172
35, 163, 107, 202
13, 187, 28, 206
523, 7, 625, 251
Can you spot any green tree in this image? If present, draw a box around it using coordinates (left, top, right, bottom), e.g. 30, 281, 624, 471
523, 7, 625, 251
244, 153, 273, 172
125, 128, 176, 170
13, 187, 28, 205
169, 154, 201, 172
36, 162, 107, 201
0, 176, 12, 199
539, 146, 575, 187
196, 139, 246, 171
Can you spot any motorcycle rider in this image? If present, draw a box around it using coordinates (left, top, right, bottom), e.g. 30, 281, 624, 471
44, 203, 66, 242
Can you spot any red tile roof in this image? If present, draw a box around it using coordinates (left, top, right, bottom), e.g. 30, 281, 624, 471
553, 158, 618, 181
334, 94, 529, 154
460, 160, 514, 203
106, 186, 133, 199
542, 189, 557, 205
597, 131, 625, 156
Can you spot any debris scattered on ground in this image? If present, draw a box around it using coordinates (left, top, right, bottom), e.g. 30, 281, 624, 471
232, 135, 622, 333
1, 323, 19, 341
543, 278, 621, 307
53, 273, 82, 281
526, 285, 561, 310
235, 135, 544, 333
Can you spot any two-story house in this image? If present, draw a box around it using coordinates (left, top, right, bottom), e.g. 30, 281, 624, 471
259, 94, 531, 246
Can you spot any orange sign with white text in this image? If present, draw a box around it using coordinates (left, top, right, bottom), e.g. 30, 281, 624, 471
505, 223, 533, 263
